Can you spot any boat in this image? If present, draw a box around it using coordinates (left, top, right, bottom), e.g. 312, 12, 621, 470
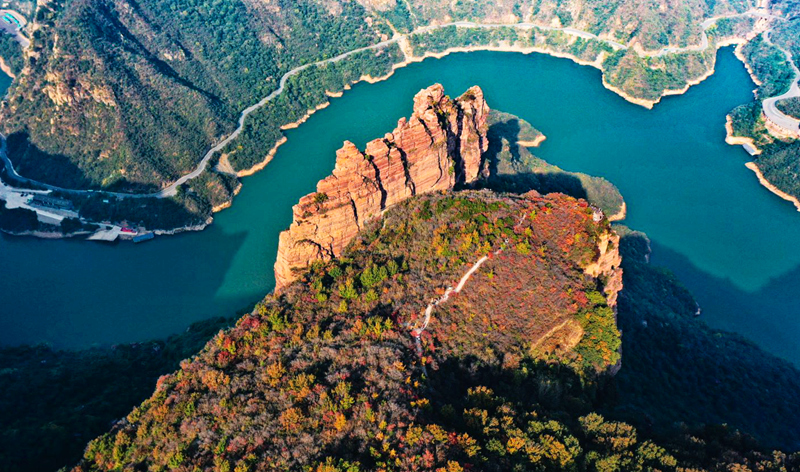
133, 232, 155, 243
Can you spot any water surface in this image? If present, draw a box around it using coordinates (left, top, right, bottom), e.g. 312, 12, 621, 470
1, 49, 798, 362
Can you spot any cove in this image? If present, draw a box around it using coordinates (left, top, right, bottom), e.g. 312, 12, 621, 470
1, 48, 799, 363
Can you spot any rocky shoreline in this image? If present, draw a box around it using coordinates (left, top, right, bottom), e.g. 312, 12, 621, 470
745, 161, 800, 211
0, 56, 15, 79
725, 115, 762, 154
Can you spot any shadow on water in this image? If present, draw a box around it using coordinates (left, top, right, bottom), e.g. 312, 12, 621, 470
649, 241, 800, 363
606, 233, 800, 451
478, 116, 589, 199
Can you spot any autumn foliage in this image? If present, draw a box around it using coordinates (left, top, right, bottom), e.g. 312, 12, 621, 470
73, 191, 797, 472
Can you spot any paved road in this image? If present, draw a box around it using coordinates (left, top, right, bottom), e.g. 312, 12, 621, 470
762, 31, 800, 136
644, 9, 780, 57
0, 9, 788, 199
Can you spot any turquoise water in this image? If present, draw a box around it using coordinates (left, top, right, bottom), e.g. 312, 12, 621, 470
0, 72, 11, 96
1, 49, 799, 362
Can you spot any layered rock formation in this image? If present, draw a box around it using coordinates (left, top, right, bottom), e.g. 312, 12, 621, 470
274, 84, 489, 290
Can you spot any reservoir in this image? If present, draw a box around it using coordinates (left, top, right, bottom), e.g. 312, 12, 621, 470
1, 48, 799, 363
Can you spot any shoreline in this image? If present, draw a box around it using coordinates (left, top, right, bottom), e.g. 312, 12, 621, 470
517, 135, 546, 147
2, 32, 763, 238
745, 161, 800, 211
607, 201, 627, 222
225, 40, 735, 196
222, 44, 610, 202
231, 90, 345, 179
0, 56, 16, 79
113, 42, 745, 228
234, 137, 288, 179
210, 182, 243, 213
725, 115, 762, 154
602, 53, 721, 109
0, 229, 84, 239
152, 217, 213, 236
733, 42, 763, 87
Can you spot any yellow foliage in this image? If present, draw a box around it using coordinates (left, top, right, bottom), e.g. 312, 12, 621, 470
201, 369, 230, 391
427, 424, 448, 442
264, 362, 286, 387
333, 412, 347, 431
507, 436, 526, 454
436, 461, 465, 472
279, 408, 303, 432
404, 425, 424, 447
457, 433, 481, 457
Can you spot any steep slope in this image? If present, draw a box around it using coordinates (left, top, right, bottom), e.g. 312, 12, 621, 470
607, 227, 800, 451
72, 190, 800, 471
480, 110, 626, 220
0, 0, 384, 190
74, 188, 628, 471
274, 84, 489, 289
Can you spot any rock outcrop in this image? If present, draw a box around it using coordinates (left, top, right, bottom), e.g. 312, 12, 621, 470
274, 84, 489, 290
584, 227, 623, 309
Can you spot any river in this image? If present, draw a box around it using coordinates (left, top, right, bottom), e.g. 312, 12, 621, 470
1, 48, 799, 363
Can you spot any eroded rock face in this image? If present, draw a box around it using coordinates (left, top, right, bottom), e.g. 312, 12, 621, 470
584, 228, 623, 309
274, 84, 489, 290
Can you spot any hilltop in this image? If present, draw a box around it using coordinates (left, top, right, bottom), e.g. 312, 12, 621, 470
73, 189, 631, 471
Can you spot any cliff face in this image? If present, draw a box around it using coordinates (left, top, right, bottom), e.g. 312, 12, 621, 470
274, 84, 489, 290
584, 227, 623, 309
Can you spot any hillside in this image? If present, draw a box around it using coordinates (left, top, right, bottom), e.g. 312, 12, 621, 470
0, 0, 772, 229
723, 0, 800, 201
608, 228, 800, 452
73, 189, 625, 471
68, 83, 799, 470
1, 85, 799, 470
71, 189, 800, 471
0, 0, 385, 191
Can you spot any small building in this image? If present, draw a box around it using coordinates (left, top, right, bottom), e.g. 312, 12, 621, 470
2, 13, 20, 29
29, 194, 74, 210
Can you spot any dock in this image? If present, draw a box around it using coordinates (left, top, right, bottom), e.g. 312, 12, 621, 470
88, 226, 121, 241
133, 232, 155, 243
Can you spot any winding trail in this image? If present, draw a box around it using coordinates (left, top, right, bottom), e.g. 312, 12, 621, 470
761, 30, 800, 137
409, 249, 495, 374
410, 231, 519, 372
0, 7, 785, 200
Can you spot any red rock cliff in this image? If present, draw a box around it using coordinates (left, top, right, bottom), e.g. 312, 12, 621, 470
274, 84, 490, 290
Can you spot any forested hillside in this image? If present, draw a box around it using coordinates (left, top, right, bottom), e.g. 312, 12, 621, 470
724, 0, 800, 199
0, 0, 760, 203
0, 0, 385, 190
71, 190, 800, 471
